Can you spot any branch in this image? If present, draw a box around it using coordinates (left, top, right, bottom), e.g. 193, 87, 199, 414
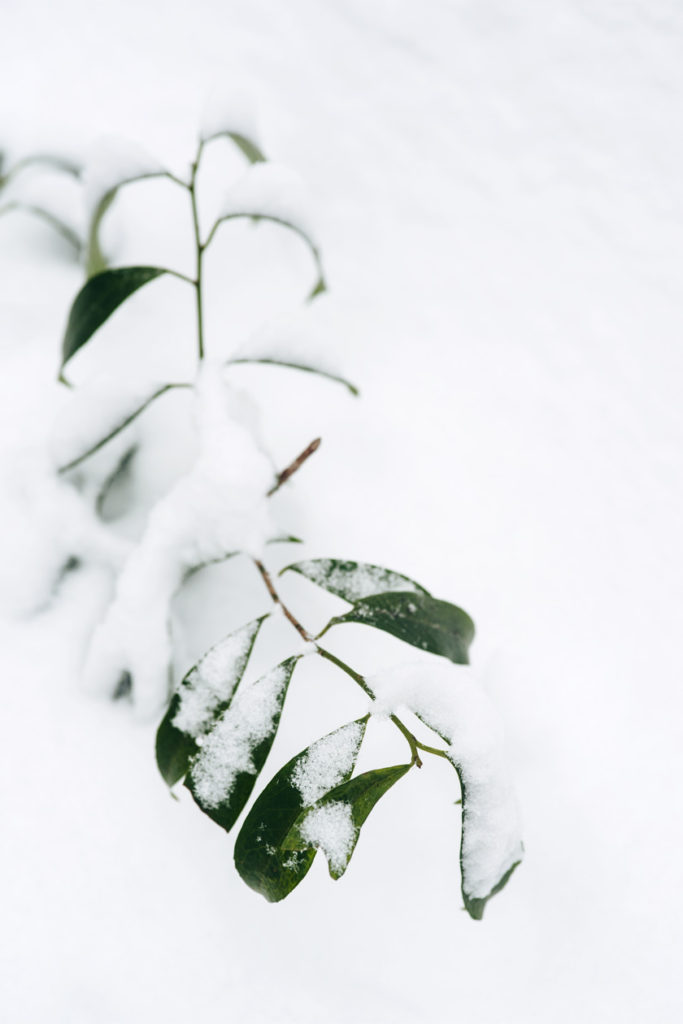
267, 437, 320, 496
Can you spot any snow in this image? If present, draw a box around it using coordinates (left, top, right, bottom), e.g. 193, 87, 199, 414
83, 362, 274, 716
291, 720, 364, 806
49, 373, 170, 471
82, 136, 167, 220
172, 617, 265, 736
3, 2, 683, 1022
219, 162, 318, 243
190, 658, 293, 807
298, 801, 356, 876
370, 661, 523, 902
200, 89, 261, 147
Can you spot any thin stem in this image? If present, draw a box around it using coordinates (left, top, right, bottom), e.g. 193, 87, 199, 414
253, 558, 312, 642
189, 142, 205, 361
267, 438, 321, 496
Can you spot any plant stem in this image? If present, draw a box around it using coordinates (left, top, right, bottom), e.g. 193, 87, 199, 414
253, 558, 312, 642
189, 142, 205, 361
267, 438, 321, 496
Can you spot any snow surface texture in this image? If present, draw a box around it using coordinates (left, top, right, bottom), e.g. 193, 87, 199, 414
371, 662, 523, 901
291, 721, 364, 805
83, 363, 274, 717
190, 659, 291, 808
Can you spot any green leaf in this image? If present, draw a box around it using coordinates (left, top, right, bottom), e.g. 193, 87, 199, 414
282, 558, 430, 604
234, 718, 367, 902
61, 266, 169, 371
228, 357, 359, 396
266, 534, 304, 545
185, 656, 300, 832
282, 763, 410, 879
321, 591, 475, 665
155, 615, 267, 787
461, 858, 522, 921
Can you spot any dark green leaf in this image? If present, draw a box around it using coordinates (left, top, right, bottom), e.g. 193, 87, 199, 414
155, 615, 267, 787
462, 858, 522, 921
281, 559, 429, 603
185, 656, 300, 832
266, 534, 304, 546
61, 266, 168, 370
321, 591, 475, 665
283, 763, 410, 879
228, 357, 359, 396
234, 718, 367, 902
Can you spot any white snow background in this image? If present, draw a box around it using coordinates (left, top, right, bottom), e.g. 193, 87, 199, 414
2, 1, 682, 1021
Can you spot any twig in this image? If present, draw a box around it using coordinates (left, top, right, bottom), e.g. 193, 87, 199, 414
267, 438, 321, 496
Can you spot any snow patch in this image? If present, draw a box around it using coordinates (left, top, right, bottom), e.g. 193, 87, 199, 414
291, 721, 364, 806
298, 802, 356, 875
190, 660, 291, 808
200, 90, 261, 147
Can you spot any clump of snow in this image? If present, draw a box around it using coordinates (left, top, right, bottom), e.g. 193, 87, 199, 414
172, 619, 265, 736
0, 445, 130, 616
291, 721, 364, 805
220, 163, 318, 245
200, 90, 261, 146
298, 802, 356, 875
82, 362, 276, 717
370, 662, 523, 901
190, 659, 292, 808
82, 136, 166, 220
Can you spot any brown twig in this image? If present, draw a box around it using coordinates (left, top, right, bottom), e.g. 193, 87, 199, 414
267, 438, 321, 496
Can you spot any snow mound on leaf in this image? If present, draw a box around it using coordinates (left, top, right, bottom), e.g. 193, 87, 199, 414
83, 362, 274, 718
370, 661, 523, 901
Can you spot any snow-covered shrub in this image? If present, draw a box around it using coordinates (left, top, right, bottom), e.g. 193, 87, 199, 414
1, 116, 522, 916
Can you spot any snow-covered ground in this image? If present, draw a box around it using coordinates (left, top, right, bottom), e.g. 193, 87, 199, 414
2, 1, 682, 1021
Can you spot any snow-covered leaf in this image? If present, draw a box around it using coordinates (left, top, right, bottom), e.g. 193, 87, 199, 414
234, 718, 367, 902
282, 763, 410, 879
228, 356, 358, 395
370, 663, 523, 919
199, 92, 266, 163
282, 558, 429, 603
213, 164, 325, 300
61, 266, 169, 373
83, 138, 167, 275
155, 616, 267, 787
185, 656, 300, 831
321, 591, 475, 665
